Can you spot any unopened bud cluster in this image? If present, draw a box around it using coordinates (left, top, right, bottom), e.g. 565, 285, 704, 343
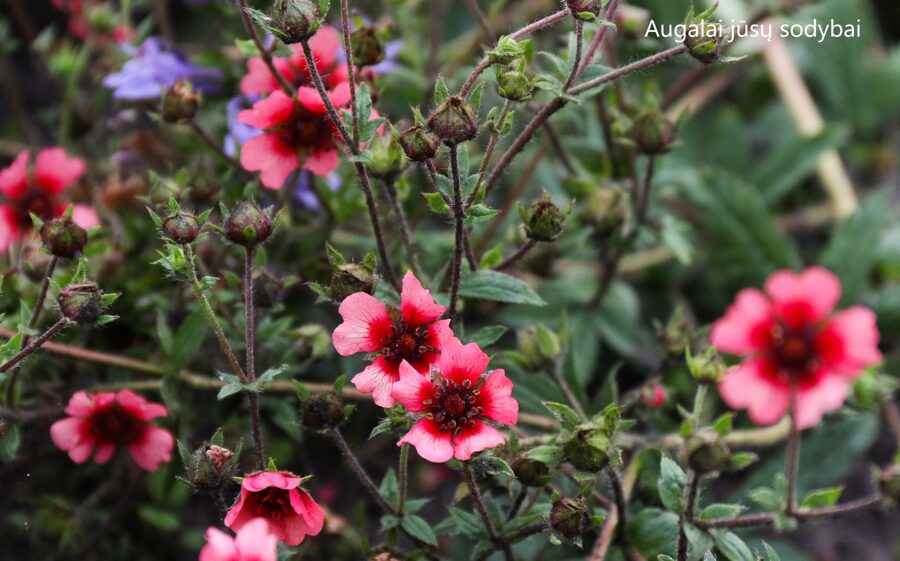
40, 217, 87, 258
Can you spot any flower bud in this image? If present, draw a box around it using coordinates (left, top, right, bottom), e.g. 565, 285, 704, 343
614, 5, 651, 40
300, 393, 345, 430
223, 201, 273, 247
398, 123, 440, 161
40, 217, 88, 258
684, 21, 724, 64
330, 263, 377, 301
630, 111, 676, 155
272, 0, 321, 44
659, 303, 694, 356
640, 383, 667, 409
517, 324, 562, 369
58, 282, 103, 324
566, 0, 601, 19
880, 464, 900, 502
427, 96, 478, 146
161, 80, 200, 123
162, 211, 200, 244
184, 443, 239, 492
205, 445, 235, 470
518, 194, 568, 242
513, 457, 551, 487
87, 5, 116, 33
686, 432, 731, 473
366, 133, 407, 179
351, 24, 386, 67
550, 497, 587, 539
687, 347, 727, 385
582, 186, 628, 238
497, 70, 535, 102
564, 426, 610, 472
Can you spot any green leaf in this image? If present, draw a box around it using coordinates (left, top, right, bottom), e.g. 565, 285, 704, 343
712, 530, 754, 561
799, 486, 842, 509
658, 457, 687, 513
0, 424, 21, 462
728, 452, 758, 471
423, 192, 451, 214
525, 444, 564, 464
170, 310, 207, 368
760, 542, 781, 561
441, 506, 484, 537
401, 515, 438, 546
379, 468, 399, 508
479, 244, 503, 269
480, 455, 514, 476
458, 270, 546, 306
434, 78, 450, 105
464, 203, 498, 226
541, 401, 581, 430
700, 504, 745, 520
754, 128, 847, 205
466, 325, 507, 347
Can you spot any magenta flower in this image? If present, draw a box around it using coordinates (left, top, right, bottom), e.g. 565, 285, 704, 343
0, 148, 98, 253
200, 518, 277, 561
224, 471, 324, 547
711, 267, 882, 429
391, 335, 519, 463
50, 390, 174, 471
332, 271, 452, 407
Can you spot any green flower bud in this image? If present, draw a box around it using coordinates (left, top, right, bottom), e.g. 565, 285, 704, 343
223, 201, 273, 247
658, 303, 695, 356
684, 21, 724, 64
517, 324, 562, 369
398, 123, 441, 162
614, 5, 651, 40
86, 5, 116, 32
427, 96, 478, 146
301, 393, 345, 430
40, 217, 88, 258
687, 346, 727, 385
162, 211, 200, 245
58, 281, 103, 324
497, 70, 535, 102
351, 24, 386, 67
582, 186, 628, 238
161, 80, 200, 124
366, 133, 407, 179
518, 194, 569, 242
564, 426, 610, 472
550, 497, 587, 539
330, 262, 377, 301
630, 111, 677, 155
513, 457, 552, 487
272, 0, 321, 44
687, 432, 731, 473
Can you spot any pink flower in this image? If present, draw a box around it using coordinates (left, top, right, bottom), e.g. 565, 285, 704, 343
0, 148, 99, 253
224, 471, 324, 547
240, 26, 348, 96
50, 390, 174, 471
390, 335, 519, 463
711, 267, 882, 429
200, 518, 278, 561
332, 271, 453, 408
237, 84, 352, 188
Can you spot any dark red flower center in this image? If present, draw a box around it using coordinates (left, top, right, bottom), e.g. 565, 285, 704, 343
8, 187, 57, 230
424, 377, 484, 436
381, 322, 432, 364
273, 109, 336, 153
89, 405, 142, 445
769, 323, 819, 379
248, 487, 292, 520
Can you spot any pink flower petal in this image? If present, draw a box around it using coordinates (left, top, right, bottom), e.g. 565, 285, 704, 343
35, 147, 86, 195
816, 306, 882, 378
478, 369, 519, 425
302, 147, 339, 177
390, 360, 435, 412
128, 426, 174, 471
332, 292, 392, 355
0, 206, 21, 253
718, 358, 791, 426
200, 527, 238, 561
400, 271, 446, 326
71, 204, 100, 230
115, 389, 168, 421
793, 374, 850, 429
242, 471, 302, 492
93, 442, 116, 464
63, 390, 112, 417
50, 417, 91, 457
237, 90, 296, 129
710, 288, 774, 355
307, 25, 341, 70
398, 419, 454, 463
437, 335, 489, 385
240, 133, 299, 189
240, 57, 284, 95
352, 357, 398, 407
764, 267, 841, 329
233, 518, 279, 561
288, 488, 325, 539
452, 422, 506, 461
0, 150, 29, 199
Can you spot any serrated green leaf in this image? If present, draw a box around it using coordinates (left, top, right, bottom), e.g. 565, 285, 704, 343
458, 270, 546, 306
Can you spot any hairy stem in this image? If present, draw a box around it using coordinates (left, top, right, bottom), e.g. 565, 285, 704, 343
785, 385, 801, 515
381, 178, 422, 275
0, 318, 69, 374
339, 0, 360, 145
330, 427, 396, 514
677, 471, 700, 561
399, 442, 410, 512
243, 246, 265, 469
463, 462, 513, 561
448, 145, 466, 324
495, 239, 537, 271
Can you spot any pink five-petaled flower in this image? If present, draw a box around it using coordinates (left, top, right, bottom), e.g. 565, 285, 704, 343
200, 518, 278, 561
224, 471, 324, 547
50, 390, 175, 471
0, 148, 99, 252
240, 26, 348, 96
237, 83, 352, 188
390, 335, 519, 463
711, 267, 882, 429
332, 271, 453, 408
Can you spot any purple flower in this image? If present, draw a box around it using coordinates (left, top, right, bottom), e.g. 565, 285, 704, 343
103, 37, 222, 101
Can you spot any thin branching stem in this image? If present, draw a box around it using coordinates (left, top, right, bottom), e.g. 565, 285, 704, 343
448, 145, 466, 324
0, 318, 69, 374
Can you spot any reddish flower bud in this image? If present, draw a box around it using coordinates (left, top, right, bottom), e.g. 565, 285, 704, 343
566, 0, 601, 19
630, 111, 677, 155
512, 457, 551, 487
684, 21, 724, 64
564, 426, 610, 471
687, 432, 731, 473
519, 194, 569, 242
272, 0, 321, 44
640, 383, 667, 408
162, 211, 200, 244
224, 201, 273, 247
351, 24, 386, 67
161, 80, 200, 123
398, 123, 440, 161
550, 497, 587, 540
40, 217, 88, 258
58, 281, 103, 324
300, 393, 345, 430
427, 96, 478, 145
205, 445, 235, 470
